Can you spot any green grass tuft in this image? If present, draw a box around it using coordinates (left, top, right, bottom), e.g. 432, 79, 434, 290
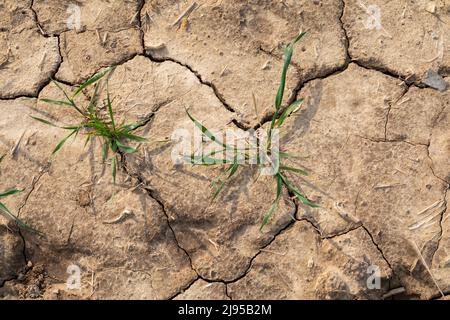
185, 31, 318, 230
33, 67, 147, 184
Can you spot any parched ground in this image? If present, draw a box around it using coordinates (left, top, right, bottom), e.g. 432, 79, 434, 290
0, 0, 449, 300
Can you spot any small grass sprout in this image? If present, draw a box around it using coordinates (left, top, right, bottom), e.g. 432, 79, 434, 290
185, 31, 318, 229
32, 67, 147, 184
0, 155, 42, 234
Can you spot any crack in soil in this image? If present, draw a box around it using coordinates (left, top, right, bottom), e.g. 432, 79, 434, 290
431, 185, 449, 265
29, 0, 50, 38
384, 84, 411, 141
15, 163, 50, 266
143, 52, 240, 118
360, 225, 394, 272
17, 165, 49, 219
122, 154, 302, 298
339, 0, 351, 62
136, 0, 146, 53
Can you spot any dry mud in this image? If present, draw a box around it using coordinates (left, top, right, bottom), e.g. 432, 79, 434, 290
0, 0, 449, 300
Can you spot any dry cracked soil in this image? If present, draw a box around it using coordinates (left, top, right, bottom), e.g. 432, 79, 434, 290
0, 0, 450, 300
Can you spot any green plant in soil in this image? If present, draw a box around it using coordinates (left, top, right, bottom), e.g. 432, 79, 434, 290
32, 67, 146, 184
185, 31, 318, 229
0, 154, 41, 234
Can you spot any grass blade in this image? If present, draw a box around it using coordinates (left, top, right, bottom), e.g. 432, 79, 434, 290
51, 79, 75, 105
120, 122, 143, 132
40, 98, 73, 106
276, 99, 304, 127
280, 165, 308, 176
111, 156, 117, 184
31, 116, 60, 128
52, 129, 77, 155
50, 79, 84, 115
106, 80, 115, 130
83, 134, 91, 148
72, 67, 115, 98
227, 162, 239, 179
185, 155, 232, 165
260, 174, 283, 230
274, 32, 306, 111
280, 173, 318, 207
186, 109, 229, 149
212, 163, 239, 200
279, 151, 303, 159
275, 45, 293, 111
116, 141, 137, 154
119, 131, 147, 142
102, 141, 108, 162
110, 140, 118, 153
87, 83, 100, 114
291, 31, 306, 45
0, 188, 23, 199
0, 202, 43, 235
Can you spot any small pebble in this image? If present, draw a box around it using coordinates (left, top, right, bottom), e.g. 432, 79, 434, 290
425, 2, 436, 14
423, 69, 449, 92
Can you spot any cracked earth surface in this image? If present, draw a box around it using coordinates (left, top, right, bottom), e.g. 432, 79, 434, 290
0, 0, 449, 300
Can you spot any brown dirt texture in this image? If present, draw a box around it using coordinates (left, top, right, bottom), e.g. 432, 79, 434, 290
1, 0, 450, 300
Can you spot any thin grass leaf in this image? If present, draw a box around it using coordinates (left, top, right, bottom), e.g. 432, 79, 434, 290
185, 155, 231, 165
186, 109, 229, 149
52, 129, 77, 155
260, 174, 282, 230
280, 174, 318, 207
280, 165, 308, 176
0, 202, 43, 235
106, 80, 115, 130
62, 125, 82, 130
88, 83, 100, 114
51, 78, 70, 98
51, 79, 74, 103
274, 31, 306, 111
252, 92, 259, 119
212, 179, 226, 200
72, 67, 114, 98
0, 154, 4, 163
291, 31, 306, 45
50, 79, 84, 115
227, 162, 239, 178
102, 141, 108, 162
111, 156, 117, 184
116, 141, 136, 154
119, 131, 147, 142
279, 151, 302, 159
110, 140, 118, 153
212, 163, 239, 200
39, 98, 73, 106
275, 45, 293, 111
276, 99, 304, 127
31, 116, 60, 128
120, 122, 144, 132
0, 188, 23, 199
83, 134, 91, 148
31, 115, 79, 131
